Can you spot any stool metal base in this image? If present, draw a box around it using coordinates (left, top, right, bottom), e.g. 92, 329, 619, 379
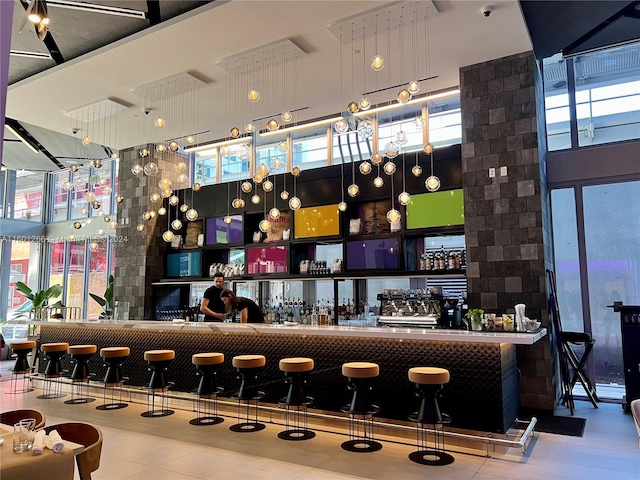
5, 374, 34, 394
37, 393, 67, 399
341, 439, 383, 453
64, 397, 95, 404
96, 403, 128, 411
229, 422, 265, 432
278, 429, 316, 441
141, 409, 175, 418
190, 416, 224, 426
409, 450, 455, 466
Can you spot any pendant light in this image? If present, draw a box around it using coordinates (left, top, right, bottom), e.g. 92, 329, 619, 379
425, 147, 441, 192
398, 153, 411, 205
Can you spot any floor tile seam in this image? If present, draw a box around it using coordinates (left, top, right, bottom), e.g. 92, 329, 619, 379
481, 453, 640, 475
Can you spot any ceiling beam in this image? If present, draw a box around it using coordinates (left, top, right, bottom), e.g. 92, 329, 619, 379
5, 117, 65, 169
146, 0, 161, 26
18, 0, 64, 65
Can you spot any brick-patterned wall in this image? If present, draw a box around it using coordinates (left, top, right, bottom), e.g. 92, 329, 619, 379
113, 147, 188, 319
460, 51, 557, 411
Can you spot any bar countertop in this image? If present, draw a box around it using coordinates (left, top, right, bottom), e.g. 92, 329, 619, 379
14, 319, 547, 345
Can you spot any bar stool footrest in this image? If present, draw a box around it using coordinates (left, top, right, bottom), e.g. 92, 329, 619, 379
141, 409, 174, 417
409, 450, 454, 465
341, 439, 383, 453
278, 429, 315, 441
96, 403, 128, 411
64, 397, 95, 405
189, 416, 224, 426
229, 422, 265, 433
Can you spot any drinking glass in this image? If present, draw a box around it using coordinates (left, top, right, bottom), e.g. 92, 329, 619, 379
13, 422, 27, 453
22, 418, 36, 450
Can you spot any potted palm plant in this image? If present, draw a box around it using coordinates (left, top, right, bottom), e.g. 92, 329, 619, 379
15, 282, 63, 320
89, 275, 114, 319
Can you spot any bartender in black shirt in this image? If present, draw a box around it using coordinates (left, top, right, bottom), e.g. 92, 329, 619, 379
220, 289, 265, 323
200, 273, 226, 321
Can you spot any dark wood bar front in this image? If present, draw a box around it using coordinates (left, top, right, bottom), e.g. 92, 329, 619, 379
37, 322, 546, 433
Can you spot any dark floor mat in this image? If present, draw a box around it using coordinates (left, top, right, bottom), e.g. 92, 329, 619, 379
516, 414, 586, 437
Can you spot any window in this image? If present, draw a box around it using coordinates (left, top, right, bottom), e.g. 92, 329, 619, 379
88, 241, 108, 319
92, 160, 114, 216
332, 131, 371, 165
293, 127, 330, 169
11, 170, 44, 221
194, 148, 218, 186
52, 170, 71, 222
66, 240, 86, 310
221, 144, 250, 183
70, 167, 90, 219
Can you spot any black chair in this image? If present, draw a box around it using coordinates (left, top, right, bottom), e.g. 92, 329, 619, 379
547, 269, 599, 414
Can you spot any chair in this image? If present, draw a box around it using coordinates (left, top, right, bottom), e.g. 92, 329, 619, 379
547, 269, 599, 414
44, 422, 103, 480
0, 409, 46, 429
631, 399, 640, 449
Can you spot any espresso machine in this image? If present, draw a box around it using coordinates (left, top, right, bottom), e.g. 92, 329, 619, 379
377, 289, 441, 327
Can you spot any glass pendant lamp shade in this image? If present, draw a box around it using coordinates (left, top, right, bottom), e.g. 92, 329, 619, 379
371, 152, 383, 165
397, 89, 412, 104
373, 176, 384, 188
162, 231, 174, 242
70, 165, 78, 172
230, 127, 240, 138
251, 194, 261, 204
82, 136, 92, 146
177, 174, 188, 184
241, 181, 253, 193
115, 195, 124, 204
277, 141, 288, 152
384, 141, 400, 159
155, 144, 166, 153
398, 191, 411, 205
357, 119, 374, 139
80, 208, 88, 215
62, 181, 74, 191
280, 190, 290, 200
169, 141, 179, 152
347, 184, 359, 197
245, 122, 255, 133
396, 130, 408, 145
259, 219, 271, 233
109, 220, 118, 229
171, 219, 183, 230
73, 221, 81, 229
131, 164, 142, 176
137, 224, 145, 232
347, 101, 359, 114
338, 201, 347, 212
149, 210, 156, 218
359, 161, 372, 175
237, 144, 251, 160
408, 80, 420, 94
267, 119, 279, 131
291, 166, 301, 177
262, 180, 274, 192
187, 135, 195, 143
257, 163, 271, 177
412, 165, 423, 177
359, 97, 371, 110
253, 174, 264, 184
90, 241, 99, 251
288, 196, 301, 210
269, 207, 280, 219
154, 118, 165, 128
383, 162, 396, 175
139, 148, 149, 157
158, 178, 172, 190
103, 216, 110, 223
143, 163, 158, 176
224, 215, 233, 224
273, 157, 284, 169
232, 198, 242, 209
162, 189, 172, 198
185, 209, 198, 221
84, 191, 95, 202
424, 143, 434, 154
142, 211, 151, 221
281, 111, 292, 122
169, 195, 179, 206
334, 119, 349, 134
413, 116, 426, 129
103, 186, 112, 195
158, 207, 167, 216
386, 208, 401, 223
97, 210, 104, 217
176, 162, 187, 172
193, 182, 201, 191
150, 192, 161, 203
371, 54, 384, 70
180, 204, 189, 213
425, 175, 441, 192
220, 145, 231, 157
248, 89, 260, 102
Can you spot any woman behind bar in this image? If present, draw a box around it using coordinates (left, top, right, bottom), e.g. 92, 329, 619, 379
220, 289, 265, 323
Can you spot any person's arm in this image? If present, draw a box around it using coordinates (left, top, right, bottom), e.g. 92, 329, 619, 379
201, 298, 225, 320
240, 308, 248, 323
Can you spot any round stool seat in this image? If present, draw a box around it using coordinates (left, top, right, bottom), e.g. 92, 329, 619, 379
144, 350, 175, 362
193, 353, 224, 365
10, 340, 36, 350
101, 347, 130, 358
68, 345, 97, 355
42, 342, 69, 353
232, 355, 265, 369
280, 357, 314, 373
408, 367, 450, 385
342, 362, 379, 378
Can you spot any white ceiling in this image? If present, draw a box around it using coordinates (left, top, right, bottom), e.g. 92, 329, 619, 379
5, 0, 532, 165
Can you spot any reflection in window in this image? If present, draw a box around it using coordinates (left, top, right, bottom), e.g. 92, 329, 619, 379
66, 241, 86, 309
332, 131, 371, 165
12, 170, 44, 221
8, 241, 41, 318
221, 145, 250, 183
52, 171, 71, 222
70, 167, 90, 219
92, 161, 114, 216
293, 127, 329, 169
48, 242, 65, 306
88, 241, 108, 319
194, 148, 217, 186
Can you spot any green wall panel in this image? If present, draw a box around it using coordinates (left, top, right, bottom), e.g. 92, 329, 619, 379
405, 189, 464, 229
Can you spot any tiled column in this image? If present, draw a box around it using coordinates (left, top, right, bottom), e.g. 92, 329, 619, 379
113, 147, 185, 319
460, 52, 557, 411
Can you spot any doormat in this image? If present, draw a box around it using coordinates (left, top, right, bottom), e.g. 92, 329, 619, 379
516, 414, 586, 437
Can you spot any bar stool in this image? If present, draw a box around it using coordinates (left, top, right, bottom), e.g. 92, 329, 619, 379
278, 357, 315, 441
96, 347, 130, 410
6, 341, 36, 394
190, 353, 225, 426
37, 342, 69, 399
407, 367, 454, 466
229, 354, 266, 433
340, 362, 382, 453
141, 350, 175, 418
65, 344, 97, 404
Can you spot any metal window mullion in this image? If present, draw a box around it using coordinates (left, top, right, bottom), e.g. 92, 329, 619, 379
566, 59, 579, 148
82, 239, 90, 319
327, 126, 333, 165
66, 172, 73, 220
62, 241, 70, 308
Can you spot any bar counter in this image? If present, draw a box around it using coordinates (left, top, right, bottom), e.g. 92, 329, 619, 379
33, 321, 546, 433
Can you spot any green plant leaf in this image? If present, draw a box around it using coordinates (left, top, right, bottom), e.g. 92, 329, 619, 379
15, 282, 34, 299
104, 280, 114, 310
89, 293, 106, 308
45, 284, 63, 301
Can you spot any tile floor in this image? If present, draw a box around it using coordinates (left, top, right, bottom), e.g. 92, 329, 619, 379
1, 370, 638, 480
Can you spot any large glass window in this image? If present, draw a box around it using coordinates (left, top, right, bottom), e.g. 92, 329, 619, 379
52, 171, 71, 222
11, 170, 44, 221
194, 148, 218, 186
92, 160, 114, 216
87, 241, 108, 319
221, 144, 250, 183
70, 166, 90, 219
8, 241, 42, 320
66, 241, 86, 309
332, 130, 371, 165
293, 127, 330, 169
